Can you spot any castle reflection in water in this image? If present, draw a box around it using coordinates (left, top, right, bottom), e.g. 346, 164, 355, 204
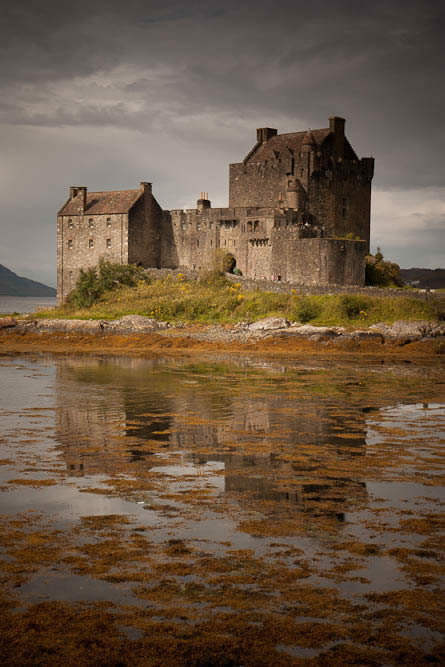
55, 357, 369, 522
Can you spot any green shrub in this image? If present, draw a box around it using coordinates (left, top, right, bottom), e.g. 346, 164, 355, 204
339, 295, 371, 319
295, 298, 320, 323
67, 259, 149, 308
198, 268, 230, 288
208, 249, 236, 273
365, 250, 403, 287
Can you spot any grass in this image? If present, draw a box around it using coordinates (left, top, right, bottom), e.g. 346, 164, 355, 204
33, 274, 444, 327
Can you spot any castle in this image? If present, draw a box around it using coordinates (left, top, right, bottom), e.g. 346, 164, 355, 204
57, 116, 374, 301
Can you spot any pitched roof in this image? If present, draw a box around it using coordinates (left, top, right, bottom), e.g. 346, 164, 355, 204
59, 189, 142, 216
245, 128, 331, 163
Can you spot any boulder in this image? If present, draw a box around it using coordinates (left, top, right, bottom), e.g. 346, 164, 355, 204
34, 319, 105, 332
369, 320, 444, 339
292, 324, 343, 336
0, 317, 17, 330
106, 314, 169, 331
248, 317, 290, 331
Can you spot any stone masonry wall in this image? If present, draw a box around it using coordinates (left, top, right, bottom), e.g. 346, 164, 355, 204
128, 194, 163, 268
57, 212, 128, 302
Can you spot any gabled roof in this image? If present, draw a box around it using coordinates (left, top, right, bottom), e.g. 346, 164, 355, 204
244, 128, 331, 163
59, 189, 142, 216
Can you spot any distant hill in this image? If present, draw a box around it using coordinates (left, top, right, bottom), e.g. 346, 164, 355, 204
400, 268, 445, 289
0, 264, 56, 296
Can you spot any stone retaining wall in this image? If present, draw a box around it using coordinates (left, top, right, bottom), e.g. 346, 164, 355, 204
144, 268, 435, 300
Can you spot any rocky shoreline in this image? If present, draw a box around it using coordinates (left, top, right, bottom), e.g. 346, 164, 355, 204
0, 314, 444, 358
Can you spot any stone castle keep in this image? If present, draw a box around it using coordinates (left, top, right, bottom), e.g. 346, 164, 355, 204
57, 116, 374, 301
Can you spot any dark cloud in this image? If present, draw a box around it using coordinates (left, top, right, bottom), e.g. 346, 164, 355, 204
0, 0, 444, 283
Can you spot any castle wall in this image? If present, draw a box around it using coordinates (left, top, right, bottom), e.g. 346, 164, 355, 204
128, 193, 163, 268
57, 213, 128, 302
270, 236, 366, 285
229, 162, 287, 208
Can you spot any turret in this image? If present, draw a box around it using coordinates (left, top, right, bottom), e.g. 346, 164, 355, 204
286, 178, 306, 210
302, 130, 315, 153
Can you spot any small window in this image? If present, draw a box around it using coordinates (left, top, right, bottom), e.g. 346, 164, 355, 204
197, 222, 201, 232
68, 219, 73, 229
69, 271, 73, 279
106, 238, 111, 248
233, 239, 236, 246
241, 224, 245, 232
89, 239, 94, 248
88, 218, 94, 229
209, 221, 214, 230
106, 218, 111, 227
224, 239, 226, 246
67, 239, 73, 249
210, 239, 213, 246
181, 222, 186, 231
197, 239, 200, 248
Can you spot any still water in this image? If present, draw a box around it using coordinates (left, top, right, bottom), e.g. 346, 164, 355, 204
0, 355, 443, 664
0, 295, 57, 314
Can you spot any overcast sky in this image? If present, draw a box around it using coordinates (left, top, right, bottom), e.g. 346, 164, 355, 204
1, 0, 444, 286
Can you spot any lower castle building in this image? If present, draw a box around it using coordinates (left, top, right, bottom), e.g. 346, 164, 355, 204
57, 116, 374, 301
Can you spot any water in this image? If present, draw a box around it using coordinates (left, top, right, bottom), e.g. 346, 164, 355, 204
0, 354, 443, 663
0, 295, 57, 314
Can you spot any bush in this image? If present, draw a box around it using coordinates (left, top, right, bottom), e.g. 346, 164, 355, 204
208, 249, 236, 273
67, 259, 149, 308
198, 269, 230, 288
295, 298, 320, 323
365, 250, 404, 287
339, 295, 371, 319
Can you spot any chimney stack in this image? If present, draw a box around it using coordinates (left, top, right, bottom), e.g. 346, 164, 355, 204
256, 128, 278, 143
140, 181, 152, 194
197, 192, 211, 211
69, 186, 87, 213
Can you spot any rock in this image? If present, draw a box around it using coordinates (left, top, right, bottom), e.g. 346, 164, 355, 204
348, 330, 384, 342
292, 324, 342, 336
107, 314, 169, 331
369, 320, 444, 339
0, 317, 17, 329
248, 317, 290, 331
34, 319, 105, 332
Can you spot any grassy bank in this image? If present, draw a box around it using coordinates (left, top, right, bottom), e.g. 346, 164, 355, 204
35, 274, 443, 327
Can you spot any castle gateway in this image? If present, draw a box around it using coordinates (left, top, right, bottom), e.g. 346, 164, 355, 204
57, 116, 374, 301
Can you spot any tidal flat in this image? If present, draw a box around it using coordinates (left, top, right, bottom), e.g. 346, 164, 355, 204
0, 354, 444, 665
